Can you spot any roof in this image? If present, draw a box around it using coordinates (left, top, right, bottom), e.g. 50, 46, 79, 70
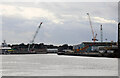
47, 49, 58, 50
82, 42, 117, 46
82, 42, 116, 44
0, 47, 11, 50
84, 41, 116, 43
73, 42, 117, 46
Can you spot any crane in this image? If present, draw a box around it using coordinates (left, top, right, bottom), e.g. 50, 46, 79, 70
75, 13, 98, 52
87, 13, 98, 42
28, 22, 43, 52
75, 13, 99, 52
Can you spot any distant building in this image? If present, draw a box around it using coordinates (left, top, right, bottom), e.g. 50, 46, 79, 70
0, 40, 13, 54
47, 49, 58, 53
118, 23, 120, 57
118, 23, 120, 49
73, 42, 117, 52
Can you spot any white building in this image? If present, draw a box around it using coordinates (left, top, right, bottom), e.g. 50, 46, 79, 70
47, 49, 58, 53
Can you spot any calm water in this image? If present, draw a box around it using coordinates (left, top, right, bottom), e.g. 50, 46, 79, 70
1, 54, 118, 76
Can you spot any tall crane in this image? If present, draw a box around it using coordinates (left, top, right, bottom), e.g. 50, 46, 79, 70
28, 22, 43, 51
76, 13, 98, 52
87, 13, 98, 42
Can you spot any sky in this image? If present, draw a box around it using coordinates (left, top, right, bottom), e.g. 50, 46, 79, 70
0, 2, 118, 45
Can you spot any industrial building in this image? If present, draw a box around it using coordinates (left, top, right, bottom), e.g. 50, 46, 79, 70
118, 23, 120, 49
47, 49, 58, 53
118, 23, 120, 57
73, 42, 117, 53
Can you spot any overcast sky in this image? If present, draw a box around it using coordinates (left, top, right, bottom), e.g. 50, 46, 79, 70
0, 2, 118, 45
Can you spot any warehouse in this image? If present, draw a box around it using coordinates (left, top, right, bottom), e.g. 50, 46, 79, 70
47, 49, 58, 53
73, 42, 117, 53
118, 22, 120, 57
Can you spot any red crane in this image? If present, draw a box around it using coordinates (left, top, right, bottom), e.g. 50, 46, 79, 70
76, 13, 98, 52
87, 13, 98, 42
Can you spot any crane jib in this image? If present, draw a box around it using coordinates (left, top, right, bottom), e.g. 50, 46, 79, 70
28, 22, 43, 52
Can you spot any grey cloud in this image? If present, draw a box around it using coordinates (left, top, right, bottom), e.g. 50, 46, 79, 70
2, 2, 118, 45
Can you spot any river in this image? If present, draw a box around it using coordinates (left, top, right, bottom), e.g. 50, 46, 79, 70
1, 54, 118, 76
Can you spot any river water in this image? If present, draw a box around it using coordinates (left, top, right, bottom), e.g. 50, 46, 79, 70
1, 54, 118, 76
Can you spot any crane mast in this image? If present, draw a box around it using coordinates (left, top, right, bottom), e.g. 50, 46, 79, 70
31, 22, 42, 44
28, 22, 43, 51
87, 13, 98, 42
76, 13, 98, 52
